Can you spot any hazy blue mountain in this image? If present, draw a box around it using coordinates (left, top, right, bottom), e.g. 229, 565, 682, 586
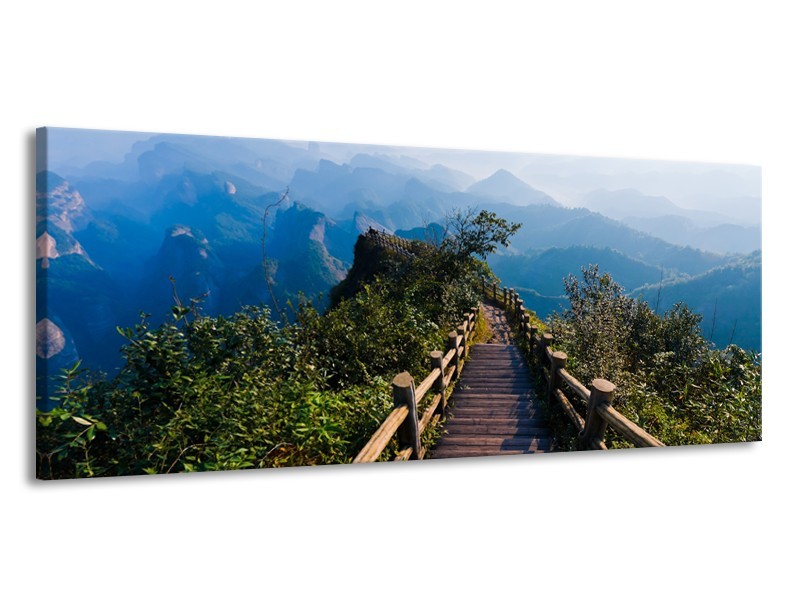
134, 225, 224, 323
696, 223, 761, 254
467, 169, 560, 206
76, 215, 164, 279
330, 176, 465, 230
511, 288, 569, 323
290, 160, 408, 215
35, 314, 80, 410
348, 153, 475, 191
633, 251, 761, 351
578, 188, 760, 254
424, 164, 475, 191
37, 129, 762, 390
395, 223, 447, 245
489, 246, 664, 297
37, 167, 360, 383
36, 174, 123, 405
487, 203, 728, 276
623, 215, 761, 255
517, 156, 761, 225
581, 188, 732, 226
349, 211, 390, 235
53, 131, 309, 187
680, 194, 761, 226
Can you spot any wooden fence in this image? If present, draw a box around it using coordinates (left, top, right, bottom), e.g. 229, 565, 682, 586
364, 227, 415, 257
352, 305, 480, 462
483, 280, 665, 450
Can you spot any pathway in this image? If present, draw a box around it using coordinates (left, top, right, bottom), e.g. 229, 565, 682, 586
431, 304, 551, 458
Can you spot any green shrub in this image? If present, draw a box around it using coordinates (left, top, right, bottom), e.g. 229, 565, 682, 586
37, 230, 492, 477
548, 265, 761, 447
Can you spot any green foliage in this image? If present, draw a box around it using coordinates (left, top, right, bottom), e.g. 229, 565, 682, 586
442, 207, 521, 260
548, 265, 761, 447
36, 306, 396, 478
37, 229, 494, 478
296, 281, 442, 388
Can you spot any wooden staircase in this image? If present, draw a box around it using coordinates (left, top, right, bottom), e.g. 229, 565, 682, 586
432, 343, 551, 458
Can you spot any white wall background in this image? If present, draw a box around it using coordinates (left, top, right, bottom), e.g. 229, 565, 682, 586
4, 2, 797, 598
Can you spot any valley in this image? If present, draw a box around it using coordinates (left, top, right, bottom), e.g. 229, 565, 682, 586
36, 129, 762, 408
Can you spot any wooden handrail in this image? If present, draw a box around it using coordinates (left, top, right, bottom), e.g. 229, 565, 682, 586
352, 406, 410, 463
352, 304, 480, 463
483, 278, 665, 450
595, 404, 665, 448
556, 368, 590, 405
414, 370, 439, 404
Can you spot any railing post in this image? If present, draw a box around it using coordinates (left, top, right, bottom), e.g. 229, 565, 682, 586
393, 372, 421, 459
462, 313, 471, 357
448, 330, 459, 376
492, 282, 497, 302
503, 287, 508, 307
529, 326, 537, 357
430, 351, 446, 416
580, 379, 616, 450
548, 351, 567, 404
540, 332, 553, 364
457, 324, 466, 372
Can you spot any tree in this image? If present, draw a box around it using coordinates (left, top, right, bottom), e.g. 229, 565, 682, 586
441, 207, 521, 260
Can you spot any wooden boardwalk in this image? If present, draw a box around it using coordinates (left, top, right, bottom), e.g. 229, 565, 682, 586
432, 338, 551, 459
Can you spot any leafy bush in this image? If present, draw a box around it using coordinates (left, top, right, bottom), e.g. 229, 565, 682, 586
295, 281, 443, 388
548, 265, 761, 447
37, 227, 494, 478
36, 306, 397, 478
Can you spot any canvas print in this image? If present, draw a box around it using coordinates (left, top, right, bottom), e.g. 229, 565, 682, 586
35, 128, 762, 478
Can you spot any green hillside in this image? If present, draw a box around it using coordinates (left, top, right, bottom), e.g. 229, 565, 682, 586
634, 251, 761, 351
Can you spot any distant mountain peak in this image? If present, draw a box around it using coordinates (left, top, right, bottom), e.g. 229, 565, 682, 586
36, 318, 66, 360
36, 175, 91, 233
489, 168, 517, 180
467, 169, 559, 207
167, 224, 209, 246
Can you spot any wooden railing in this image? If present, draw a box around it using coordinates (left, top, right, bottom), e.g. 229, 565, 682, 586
482, 279, 665, 450
364, 227, 415, 257
352, 305, 480, 462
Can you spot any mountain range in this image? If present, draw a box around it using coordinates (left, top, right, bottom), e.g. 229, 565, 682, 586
36, 128, 762, 406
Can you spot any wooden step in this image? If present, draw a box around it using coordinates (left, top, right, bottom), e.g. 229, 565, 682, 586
462, 361, 529, 369
446, 415, 546, 425
435, 436, 551, 451
444, 423, 550, 436
458, 377, 531, 384
450, 392, 535, 401
432, 447, 546, 458
456, 387, 534, 394
462, 367, 529, 371
448, 407, 540, 418
457, 385, 533, 392
471, 344, 516, 349
430, 315, 551, 459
